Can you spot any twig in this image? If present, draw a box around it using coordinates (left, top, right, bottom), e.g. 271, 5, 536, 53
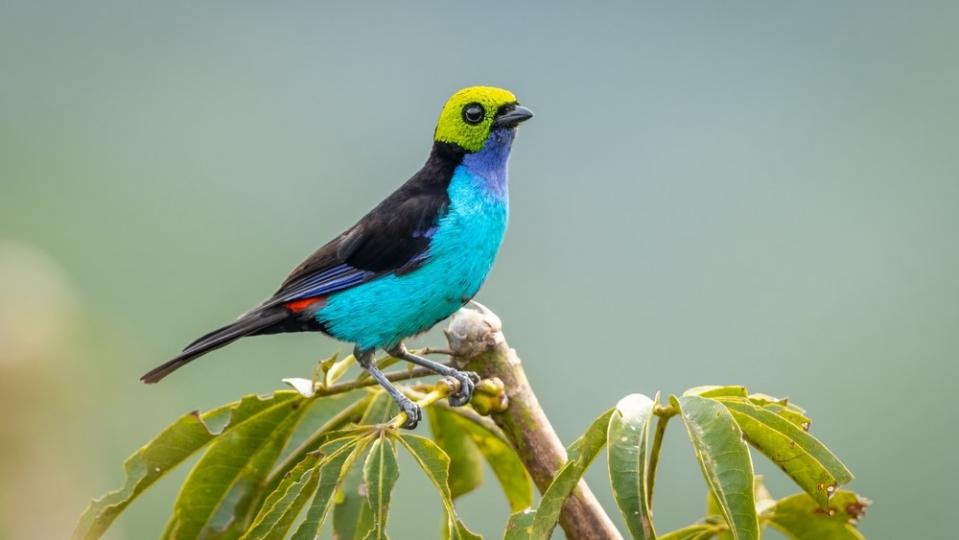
417, 346, 454, 356
310, 365, 446, 397
647, 404, 676, 509
402, 387, 507, 438
446, 304, 624, 540
388, 382, 452, 429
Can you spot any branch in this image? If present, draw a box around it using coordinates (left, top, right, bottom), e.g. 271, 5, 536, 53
284, 363, 445, 398
647, 404, 677, 508
445, 303, 624, 540
402, 386, 507, 438
388, 379, 454, 429
311, 365, 439, 396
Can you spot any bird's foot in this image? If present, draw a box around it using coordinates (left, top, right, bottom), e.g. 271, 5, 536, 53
445, 370, 481, 407
396, 396, 422, 429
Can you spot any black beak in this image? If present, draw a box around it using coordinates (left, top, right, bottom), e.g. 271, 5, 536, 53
492, 104, 534, 128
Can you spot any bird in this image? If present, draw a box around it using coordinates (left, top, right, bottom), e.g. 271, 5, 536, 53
141, 86, 533, 428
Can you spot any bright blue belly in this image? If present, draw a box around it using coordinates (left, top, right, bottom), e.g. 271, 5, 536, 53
316, 167, 508, 350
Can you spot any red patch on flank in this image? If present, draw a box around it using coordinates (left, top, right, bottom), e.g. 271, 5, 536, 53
286, 297, 326, 313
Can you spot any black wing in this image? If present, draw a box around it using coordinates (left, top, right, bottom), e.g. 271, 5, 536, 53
265, 143, 461, 307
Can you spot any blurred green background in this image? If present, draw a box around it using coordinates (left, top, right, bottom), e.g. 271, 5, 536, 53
1, 1, 956, 538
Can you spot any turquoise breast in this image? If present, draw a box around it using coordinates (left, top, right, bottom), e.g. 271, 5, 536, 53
317, 166, 508, 350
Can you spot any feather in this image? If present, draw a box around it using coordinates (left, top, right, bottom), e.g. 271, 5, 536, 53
140, 308, 288, 383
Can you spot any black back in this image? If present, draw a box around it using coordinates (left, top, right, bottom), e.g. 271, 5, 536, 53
268, 141, 465, 304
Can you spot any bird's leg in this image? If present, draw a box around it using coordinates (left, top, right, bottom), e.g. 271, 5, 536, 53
387, 342, 480, 407
355, 346, 421, 429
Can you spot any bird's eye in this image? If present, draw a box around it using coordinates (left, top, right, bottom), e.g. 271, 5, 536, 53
462, 103, 485, 125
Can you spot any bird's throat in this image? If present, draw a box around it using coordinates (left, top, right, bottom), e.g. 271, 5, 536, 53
461, 128, 515, 199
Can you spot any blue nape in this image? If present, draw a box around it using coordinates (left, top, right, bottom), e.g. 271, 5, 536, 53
316, 130, 514, 350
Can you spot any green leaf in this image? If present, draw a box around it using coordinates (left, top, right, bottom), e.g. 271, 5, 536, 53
607, 394, 657, 540
73, 391, 302, 540
333, 439, 376, 540
290, 439, 362, 540
239, 452, 321, 540
503, 509, 535, 540
706, 476, 774, 540
684, 388, 813, 430
716, 397, 853, 506
317, 352, 339, 384
759, 402, 811, 431
529, 408, 615, 540
220, 392, 369, 540
445, 410, 533, 512
364, 435, 400, 540
324, 353, 357, 387
671, 483, 785, 540
280, 392, 367, 465
742, 393, 811, 430
658, 523, 725, 540
332, 394, 395, 540
683, 386, 748, 399
398, 434, 482, 540
673, 395, 758, 540
361, 391, 398, 425
766, 491, 869, 540
428, 407, 484, 500
162, 394, 308, 539
264, 395, 373, 500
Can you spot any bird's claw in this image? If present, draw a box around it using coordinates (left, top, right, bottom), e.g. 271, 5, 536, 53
397, 397, 422, 429
446, 370, 479, 407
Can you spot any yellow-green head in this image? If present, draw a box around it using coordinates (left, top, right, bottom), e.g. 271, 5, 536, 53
434, 86, 533, 153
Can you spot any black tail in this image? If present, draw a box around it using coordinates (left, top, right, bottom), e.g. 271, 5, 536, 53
141, 308, 288, 383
